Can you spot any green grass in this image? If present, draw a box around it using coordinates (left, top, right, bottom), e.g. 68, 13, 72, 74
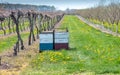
21, 15, 120, 75
0, 32, 30, 52
0, 20, 38, 53
0, 28, 38, 53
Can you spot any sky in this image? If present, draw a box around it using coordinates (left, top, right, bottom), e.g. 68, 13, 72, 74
0, 0, 111, 10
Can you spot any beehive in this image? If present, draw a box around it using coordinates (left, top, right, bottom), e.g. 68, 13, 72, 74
54, 30, 69, 50
39, 32, 53, 51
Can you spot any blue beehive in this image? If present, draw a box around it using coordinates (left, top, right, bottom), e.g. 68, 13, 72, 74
39, 43, 53, 50
39, 32, 53, 51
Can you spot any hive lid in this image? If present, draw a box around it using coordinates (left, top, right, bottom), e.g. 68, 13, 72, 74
53, 28, 68, 32
40, 31, 53, 34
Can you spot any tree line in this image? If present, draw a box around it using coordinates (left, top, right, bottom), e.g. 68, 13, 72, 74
76, 1, 120, 34
0, 3, 56, 12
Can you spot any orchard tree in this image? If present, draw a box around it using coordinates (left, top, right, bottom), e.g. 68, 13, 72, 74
27, 10, 36, 45
0, 17, 6, 35
10, 10, 24, 56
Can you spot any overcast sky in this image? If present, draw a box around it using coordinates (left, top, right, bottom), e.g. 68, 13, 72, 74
0, 0, 113, 10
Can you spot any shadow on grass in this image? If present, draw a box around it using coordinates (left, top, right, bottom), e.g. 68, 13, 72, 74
69, 47, 77, 51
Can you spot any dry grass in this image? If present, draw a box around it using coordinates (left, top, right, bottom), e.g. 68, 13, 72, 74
0, 39, 39, 75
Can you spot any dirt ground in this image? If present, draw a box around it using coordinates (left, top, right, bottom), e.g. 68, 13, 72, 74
0, 39, 39, 75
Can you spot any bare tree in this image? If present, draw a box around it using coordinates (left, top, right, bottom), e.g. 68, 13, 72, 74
10, 10, 24, 56
28, 11, 36, 45
38, 14, 43, 33
0, 17, 6, 35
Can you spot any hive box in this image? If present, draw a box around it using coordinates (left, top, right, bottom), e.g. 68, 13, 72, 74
54, 43, 69, 50
39, 32, 53, 51
54, 32, 69, 50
